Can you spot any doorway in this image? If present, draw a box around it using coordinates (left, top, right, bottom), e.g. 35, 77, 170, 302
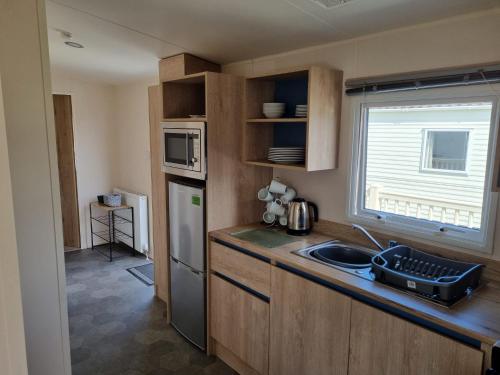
53, 94, 81, 250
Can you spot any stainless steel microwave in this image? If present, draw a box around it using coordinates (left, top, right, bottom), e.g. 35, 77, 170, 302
161, 122, 206, 180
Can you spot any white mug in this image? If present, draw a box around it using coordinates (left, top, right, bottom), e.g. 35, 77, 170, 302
268, 200, 285, 216
257, 186, 273, 202
279, 215, 288, 226
263, 211, 276, 224
281, 188, 296, 204
269, 179, 287, 194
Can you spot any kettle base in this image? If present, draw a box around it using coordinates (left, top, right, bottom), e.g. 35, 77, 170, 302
287, 228, 311, 236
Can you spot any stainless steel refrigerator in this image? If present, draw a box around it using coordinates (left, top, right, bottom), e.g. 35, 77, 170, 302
169, 180, 206, 350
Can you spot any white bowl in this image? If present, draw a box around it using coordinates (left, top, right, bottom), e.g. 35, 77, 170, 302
263, 110, 285, 114
263, 112, 284, 119
263, 109, 285, 113
263, 111, 285, 116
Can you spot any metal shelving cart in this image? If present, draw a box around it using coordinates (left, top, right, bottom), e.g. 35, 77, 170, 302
89, 202, 135, 261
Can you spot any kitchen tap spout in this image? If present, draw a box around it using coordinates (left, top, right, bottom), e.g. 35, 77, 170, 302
352, 224, 385, 251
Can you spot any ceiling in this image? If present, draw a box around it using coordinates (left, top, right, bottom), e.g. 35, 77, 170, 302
46, 0, 500, 84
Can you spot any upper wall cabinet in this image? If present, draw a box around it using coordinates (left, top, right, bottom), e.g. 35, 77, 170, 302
159, 53, 220, 82
242, 66, 343, 172
160, 53, 220, 121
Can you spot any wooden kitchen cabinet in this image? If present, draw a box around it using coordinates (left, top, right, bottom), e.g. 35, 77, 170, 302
269, 267, 351, 375
210, 241, 271, 296
348, 300, 484, 375
159, 53, 220, 82
152, 63, 271, 307
242, 66, 343, 172
210, 274, 269, 375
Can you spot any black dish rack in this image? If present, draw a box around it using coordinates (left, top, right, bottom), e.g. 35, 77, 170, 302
372, 245, 483, 305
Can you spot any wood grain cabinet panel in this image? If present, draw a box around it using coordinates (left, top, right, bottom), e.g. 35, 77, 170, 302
148, 85, 170, 306
210, 274, 269, 375
159, 53, 220, 81
269, 267, 351, 375
242, 66, 343, 172
210, 241, 271, 296
348, 300, 484, 375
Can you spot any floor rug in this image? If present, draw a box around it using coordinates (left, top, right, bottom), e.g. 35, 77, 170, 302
127, 262, 154, 285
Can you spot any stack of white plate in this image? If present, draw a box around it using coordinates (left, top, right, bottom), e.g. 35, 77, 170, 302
263, 103, 285, 118
295, 104, 308, 117
268, 147, 305, 164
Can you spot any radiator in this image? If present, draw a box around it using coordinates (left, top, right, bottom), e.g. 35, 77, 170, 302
113, 188, 150, 255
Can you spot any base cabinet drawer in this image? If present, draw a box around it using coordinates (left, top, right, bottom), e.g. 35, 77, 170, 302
210, 241, 271, 296
210, 274, 269, 375
349, 300, 484, 375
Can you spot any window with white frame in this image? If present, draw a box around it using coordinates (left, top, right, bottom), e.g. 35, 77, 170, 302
422, 129, 469, 172
349, 89, 499, 253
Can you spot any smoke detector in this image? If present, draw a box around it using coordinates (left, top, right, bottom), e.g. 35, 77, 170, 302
64, 41, 84, 49
310, 0, 354, 9
54, 28, 85, 49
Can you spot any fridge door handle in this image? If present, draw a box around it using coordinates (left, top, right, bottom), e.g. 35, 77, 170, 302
190, 268, 205, 277
171, 257, 204, 276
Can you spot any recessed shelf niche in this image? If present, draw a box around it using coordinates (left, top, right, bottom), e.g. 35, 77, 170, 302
162, 73, 206, 120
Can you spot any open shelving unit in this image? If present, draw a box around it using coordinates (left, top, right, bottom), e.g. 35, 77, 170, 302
162, 72, 207, 121
89, 202, 135, 262
242, 66, 343, 172
247, 118, 307, 123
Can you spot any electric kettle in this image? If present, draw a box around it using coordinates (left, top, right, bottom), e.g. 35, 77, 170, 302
287, 198, 318, 235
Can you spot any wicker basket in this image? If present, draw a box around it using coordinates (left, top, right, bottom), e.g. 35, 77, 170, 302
103, 193, 122, 207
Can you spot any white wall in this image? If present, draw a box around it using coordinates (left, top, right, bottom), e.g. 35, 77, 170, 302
223, 9, 500, 260
0, 73, 29, 375
113, 80, 156, 255
51, 71, 156, 252
0, 0, 71, 374
51, 70, 117, 249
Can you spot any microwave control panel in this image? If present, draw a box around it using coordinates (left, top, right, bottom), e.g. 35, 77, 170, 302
190, 131, 201, 172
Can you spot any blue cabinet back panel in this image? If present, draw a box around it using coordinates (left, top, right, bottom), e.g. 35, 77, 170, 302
273, 77, 308, 147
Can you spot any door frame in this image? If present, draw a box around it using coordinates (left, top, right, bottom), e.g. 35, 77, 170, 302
53, 94, 81, 250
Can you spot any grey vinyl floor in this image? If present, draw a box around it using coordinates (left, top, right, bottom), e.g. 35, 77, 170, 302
65, 247, 235, 375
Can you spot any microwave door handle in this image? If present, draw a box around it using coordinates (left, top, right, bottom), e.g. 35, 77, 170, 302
185, 134, 189, 167
188, 133, 194, 166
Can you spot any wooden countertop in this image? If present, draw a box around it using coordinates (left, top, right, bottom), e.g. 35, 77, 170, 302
209, 223, 500, 346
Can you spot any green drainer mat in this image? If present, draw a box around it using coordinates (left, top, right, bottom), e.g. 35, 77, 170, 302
230, 228, 299, 248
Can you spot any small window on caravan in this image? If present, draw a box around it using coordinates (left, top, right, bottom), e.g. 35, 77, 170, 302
422, 129, 470, 173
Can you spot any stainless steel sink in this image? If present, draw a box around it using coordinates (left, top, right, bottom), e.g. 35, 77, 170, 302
294, 241, 376, 280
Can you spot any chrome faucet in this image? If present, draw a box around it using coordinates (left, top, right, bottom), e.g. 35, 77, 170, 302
352, 224, 385, 251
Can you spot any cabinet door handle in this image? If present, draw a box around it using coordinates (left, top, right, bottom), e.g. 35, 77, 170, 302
185, 135, 189, 166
